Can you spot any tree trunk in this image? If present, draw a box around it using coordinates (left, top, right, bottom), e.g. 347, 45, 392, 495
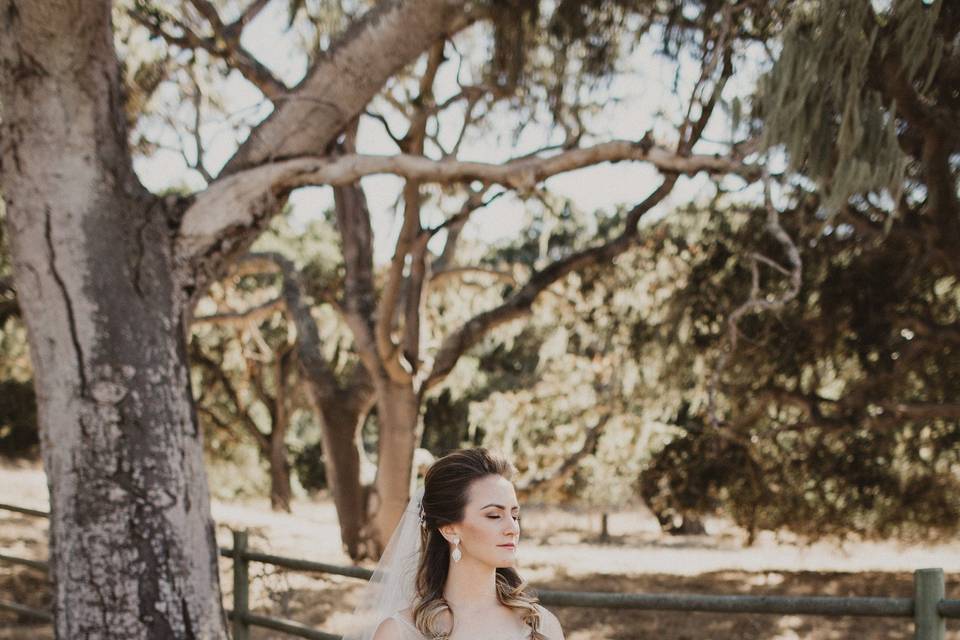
268, 438, 293, 512
268, 376, 292, 513
0, 2, 227, 637
313, 399, 370, 559
369, 380, 421, 554
271, 240, 379, 558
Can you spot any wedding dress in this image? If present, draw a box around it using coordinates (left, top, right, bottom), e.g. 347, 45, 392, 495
386, 611, 534, 640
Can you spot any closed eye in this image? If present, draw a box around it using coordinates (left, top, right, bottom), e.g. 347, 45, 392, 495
487, 515, 522, 522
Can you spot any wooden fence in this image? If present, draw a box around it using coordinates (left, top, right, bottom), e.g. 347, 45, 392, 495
2, 502, 958, 639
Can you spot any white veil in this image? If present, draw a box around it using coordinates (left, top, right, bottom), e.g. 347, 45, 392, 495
342, 485, 425, 640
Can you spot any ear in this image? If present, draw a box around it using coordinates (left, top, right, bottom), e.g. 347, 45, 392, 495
439, 525, 459, 543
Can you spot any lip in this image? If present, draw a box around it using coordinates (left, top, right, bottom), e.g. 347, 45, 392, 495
497, 544, 517, 549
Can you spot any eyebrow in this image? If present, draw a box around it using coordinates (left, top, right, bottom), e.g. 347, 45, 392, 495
481, 503, 520, 511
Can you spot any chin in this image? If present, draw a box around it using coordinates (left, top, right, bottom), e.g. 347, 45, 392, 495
481, 555, 515, 569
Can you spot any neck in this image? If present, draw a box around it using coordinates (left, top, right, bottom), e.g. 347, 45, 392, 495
442, 556, 501, 613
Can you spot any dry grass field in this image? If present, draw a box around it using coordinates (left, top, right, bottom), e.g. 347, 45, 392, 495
2, 460, 959, 639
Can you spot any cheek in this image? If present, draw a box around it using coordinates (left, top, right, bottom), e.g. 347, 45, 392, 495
463, 518, 498, 545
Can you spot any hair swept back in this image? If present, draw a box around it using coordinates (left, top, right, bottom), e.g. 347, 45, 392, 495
412, 447, 544, 639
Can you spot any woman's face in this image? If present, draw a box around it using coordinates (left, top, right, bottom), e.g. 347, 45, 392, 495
445, 474, 521, 568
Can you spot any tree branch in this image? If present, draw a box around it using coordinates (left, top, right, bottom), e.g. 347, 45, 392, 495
375, 42, 445, 384
129, 2, 288, 100
707, 166, 803, 427
331, 171, 383, 379
869, 16, 960, 272
375, 182, 422, 384
429, 187, 502, 271
177, 142, 757, 261
172, 0, 477, 284
220, 0, 475, 175
233, 0, 273, 32
192, 345, 271, 452
422, 174, 679, 390
246, 357, 277, 427
879, 402, 960, 421
241, 252, 344, 405
192, 296, 284, 325
517, 413, 610, 497
401, 236, 429, 374
429, 267, 516, 288
187, 0, 225, 30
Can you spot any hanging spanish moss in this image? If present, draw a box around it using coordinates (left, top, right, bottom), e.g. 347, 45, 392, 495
755, 0, 944, 214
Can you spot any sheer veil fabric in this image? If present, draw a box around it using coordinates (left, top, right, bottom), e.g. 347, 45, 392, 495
342, 486, 425, 640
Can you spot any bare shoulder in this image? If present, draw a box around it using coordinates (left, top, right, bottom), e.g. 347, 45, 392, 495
371, 617, 408, 640
535, 603, 564, 639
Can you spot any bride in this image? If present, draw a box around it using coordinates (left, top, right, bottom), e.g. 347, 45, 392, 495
344, 447, 565, 640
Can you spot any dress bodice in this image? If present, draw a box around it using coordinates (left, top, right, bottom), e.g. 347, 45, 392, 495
389, 612, 533, 640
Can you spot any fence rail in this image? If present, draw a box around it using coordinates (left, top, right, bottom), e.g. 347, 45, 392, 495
1, 502, 957, 639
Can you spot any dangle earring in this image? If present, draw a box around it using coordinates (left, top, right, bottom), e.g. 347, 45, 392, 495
451, 535, 462, 563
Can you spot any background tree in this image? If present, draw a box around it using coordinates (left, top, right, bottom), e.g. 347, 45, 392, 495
141, 0, 765, 558
640, 190, 960, 542
637, 0, 960, 543
0, 206, 35, 458
191, 304, 300, 512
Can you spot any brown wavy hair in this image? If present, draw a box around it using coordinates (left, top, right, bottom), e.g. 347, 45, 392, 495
412, 447, 544, 639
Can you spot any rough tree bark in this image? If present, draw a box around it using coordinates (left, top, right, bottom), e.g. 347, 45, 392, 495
0, 0, 470, 634
0, 2, 226, 636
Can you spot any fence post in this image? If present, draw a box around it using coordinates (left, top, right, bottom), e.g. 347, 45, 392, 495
232, 530, 250, 640
914, 568, 945, 640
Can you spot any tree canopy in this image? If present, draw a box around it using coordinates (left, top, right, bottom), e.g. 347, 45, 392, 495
1, 3, 958, 632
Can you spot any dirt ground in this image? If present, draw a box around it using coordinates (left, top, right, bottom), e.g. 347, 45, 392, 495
2, 460, 959, 639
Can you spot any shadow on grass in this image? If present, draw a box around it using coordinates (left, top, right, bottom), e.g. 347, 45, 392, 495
3, 566, 959, 639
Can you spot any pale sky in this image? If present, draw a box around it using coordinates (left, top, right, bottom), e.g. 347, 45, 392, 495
132, 2, 772, 264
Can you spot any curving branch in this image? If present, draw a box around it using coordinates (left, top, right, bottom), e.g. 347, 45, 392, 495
202, 249, 376, 418
219, 0, 476, 175
516, 413, 611, 497
423, 174, 679, 391
331, 169, 383, 379
375, 42, 445, 384
429, 267, 516, 289
128, 1, 288, 100
429, 187, 503, 271
171, 0, 478, 281
677, 2, 736, 152
177, 141, 758, 261
237, 252, 343, 404
707, 165, 803, 428
400, 235, 429, 374
235, 0, 273, 30
191, 345, 271, 452
879, 402, 960, 421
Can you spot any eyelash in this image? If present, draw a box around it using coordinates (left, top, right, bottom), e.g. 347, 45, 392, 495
488, 515, 521, 523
